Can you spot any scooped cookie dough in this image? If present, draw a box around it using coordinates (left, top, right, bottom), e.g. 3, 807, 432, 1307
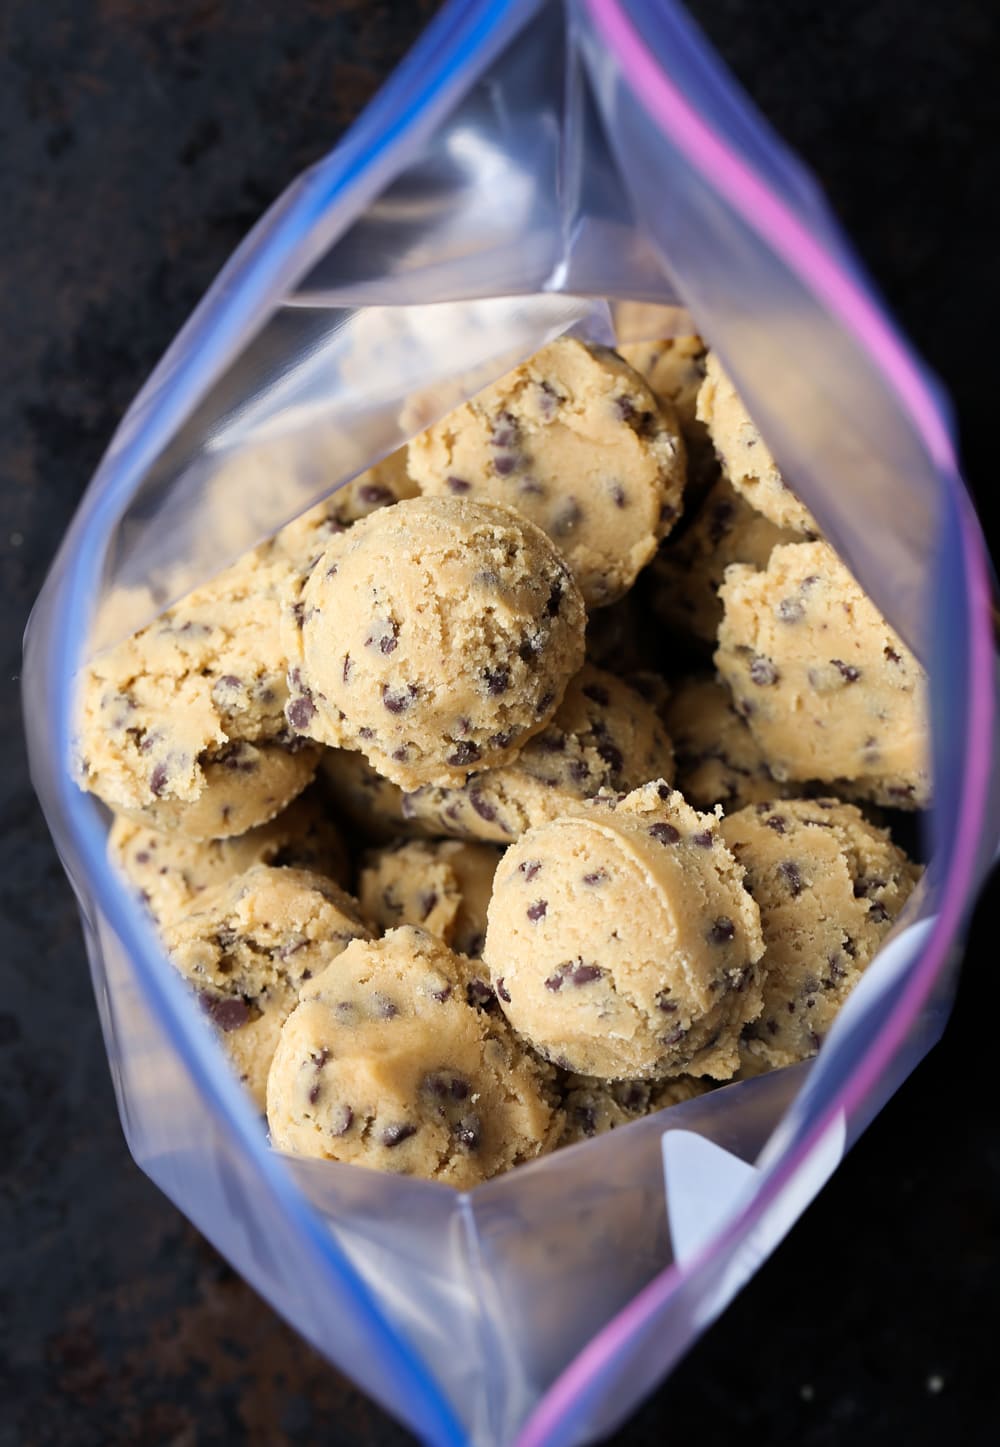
484, 782, 764, 1080
617, 331, 714, 491
164, 865, 371, 1109
407, 337, 687, 607
697, 352, 818, 535
720, 799, 921, 1073
76, 545, 313, 835
271, 447, 419, 567
715, 541, 931, 807
664, 676, 796, 812
283, 496, 586, 790
648, 476, 794, 645
397, 664, 676, 843
266, 927, 562, 1187
109, 786, 350, 926
558, 1072, 711, 1146
358, 839, 503, 959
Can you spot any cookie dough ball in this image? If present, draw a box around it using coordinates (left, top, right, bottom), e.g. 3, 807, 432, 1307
76, 546, 311, 835
696, 353, 819, 535
266, 927, 562, 1186
109, 787, 351, 926
271, 447, 419, 568
317, 747, 432, 844
715, 541, 931, 807
407, 338, 687, 607
558, 1073, 711, 1146
398, 664, 676, 843
617, 332, 713, 490
648, 477, 794, 645
483, 782, 764, 1081
164, 865, 371, 1109
358, 839, 503, 959
663, 676, 796, 812
721, 799, 921, 1073
283, 496, 586, 790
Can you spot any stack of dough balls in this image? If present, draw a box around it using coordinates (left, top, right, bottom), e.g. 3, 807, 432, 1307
81, 324, 927, 1189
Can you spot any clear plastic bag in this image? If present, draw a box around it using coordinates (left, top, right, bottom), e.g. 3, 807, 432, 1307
23, 1, 998, 1444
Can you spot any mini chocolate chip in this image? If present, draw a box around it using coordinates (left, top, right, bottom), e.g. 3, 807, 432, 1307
661, 1025, 687, 1047
381, 1123, 417, 1148
609, 482, 627, 508
447, 740, 481, 767
691, 829, 714, 848
764, 814, 787, 834
359, 483, 394, 506
149, 762, 169, 797
567, 962, 603, 986
552, 498, 583, 537
380, 635, 398, 655
647, 823, 680, 845
749, 655, 779, 686
430, 984, 452, 1003
545, 580, 563, 617
383, 684, 416, 713
527, 900, 548, 922
419, 890, 438, 920
520, 478, 545, 496
466, 978, 495, 1010
884, 645, 902, 664
778, 596, 805, 623
494, 453, 519, 476
536, 690, 555, 715
656, 993, 678, 1013
868, 901, 890, 923
519, 859, 542, 881
198, 993, 251, 1032
831, 659, 861, 683
708, 917, 735, 944
583, 870, 608, 886
484, 667, 510, 695
568, 758, 590, 784
657, 783, 672, 800
470, 793, 497, 822
308, 1082, 322, 1105
287, 696, 316, 729
779, 861, 804, 896
495, 977, 511, 1002
659, 501, 678, 525
597, 741, 624, 774
544, 972, 564, 992
446, 476, 471, 494
358, 726, 374, 739
491, 414, 518, 448
455, 1115, 482, 1150
292, 601, 305, 629
329, 1104, 353, 1137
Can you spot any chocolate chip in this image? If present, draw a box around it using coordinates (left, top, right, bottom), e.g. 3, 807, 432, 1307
691, 829, 714, 848
484, 667, 510, 695
447, 740, 481, 767
868, 901, 890, 923
656, 992, 677, 1013
583, 870, 608, 885
292, 601, 305, 629
329, 1105, 354, 1136
536, 690, 555, 715
657, 783, 672, 801
764, 814, 787, 834
494, 453, 519, 477
430, 984, 452, 1003
552, 498, 582, 537
418, 890, 439, 920
149, 762, 169, 797
359, 482, 394, 506
383, 684, 416, 713
831, 659, 861, 683
198, 993, 251, 1032
527, 900, 548, 922
778, 596, 805, 623
884, 645, 902, 664
495, 977, 511, 1002
659, 501, 678, 525
491, 414, 518, 449
567, 961, 602, 986
609, 482, 627, 508
455, 1115, 482, 1150
749, 655, 779, 686
779, 861, 805, 896
708, 917, 735, 944
544, 971, 564, 992
358, 726, 374, 739
381, 1123, 417, 1148
545, 580, 563, 617
519, 860, 542, 881
287, 696, 316, 730
488, 731, 514, 750
446, 476, 471, 494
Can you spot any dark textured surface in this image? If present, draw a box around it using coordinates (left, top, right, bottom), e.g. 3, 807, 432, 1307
2, 1, 998, 1443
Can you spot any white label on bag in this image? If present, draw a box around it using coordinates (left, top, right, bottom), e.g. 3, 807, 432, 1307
663, 1111, 846, 1329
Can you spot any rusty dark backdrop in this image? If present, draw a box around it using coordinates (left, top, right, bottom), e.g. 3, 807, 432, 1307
1, 2, 998, 1443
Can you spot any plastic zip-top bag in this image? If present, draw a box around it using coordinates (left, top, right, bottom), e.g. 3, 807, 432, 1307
24, 1, 998, 1444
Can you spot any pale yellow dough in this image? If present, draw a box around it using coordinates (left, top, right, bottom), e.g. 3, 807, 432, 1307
408, 338, 687, 607
163, 864, 371, 1109
358, 839, 503, 959
664, 676, 796, 812
697, 352, 819, 535
266, 927, 562, 1187
282, 496, 586, 790
484, 782, 764, 1081
720, 799, 921, 1073
715, 541, 931, 807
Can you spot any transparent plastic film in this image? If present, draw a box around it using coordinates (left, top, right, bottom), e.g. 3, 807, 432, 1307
22, 2, 997, 1446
